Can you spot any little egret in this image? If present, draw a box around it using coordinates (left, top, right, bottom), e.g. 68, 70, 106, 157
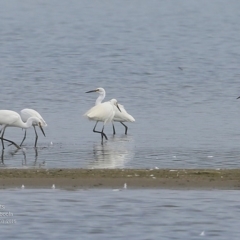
85, 87, 135, 134
0, 110, 45, 149
20, 108, 47, 147
84, 99, 121, 143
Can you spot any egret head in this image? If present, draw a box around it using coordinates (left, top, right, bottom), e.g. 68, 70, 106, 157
110, 99, 121, 112
86, 87, 105, 94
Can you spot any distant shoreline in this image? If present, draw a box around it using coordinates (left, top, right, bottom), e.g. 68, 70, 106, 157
0, 169, 240, 190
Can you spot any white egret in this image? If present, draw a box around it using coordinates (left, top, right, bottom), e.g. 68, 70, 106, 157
0, 110, 45, 149
20, 108, 47, 147
85, 87, 135, 135
84, 99, 121, 143
112, 104, 135, 135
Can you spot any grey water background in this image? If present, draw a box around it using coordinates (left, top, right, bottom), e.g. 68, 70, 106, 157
1, 1, 240, 239
1, 0, 240, 169
1, 188, 240, 239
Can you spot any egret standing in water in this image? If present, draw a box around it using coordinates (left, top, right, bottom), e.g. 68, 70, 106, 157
84, 99, 121, 144
20, 108, 47, 147
0, 110, 45, 149
85, 87, 135, 134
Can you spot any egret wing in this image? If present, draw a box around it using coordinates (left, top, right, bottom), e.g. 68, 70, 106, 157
113, 104, 135, 122
84, 102, 114, 123
21, 109, 47, 126
0, 110, 21, 125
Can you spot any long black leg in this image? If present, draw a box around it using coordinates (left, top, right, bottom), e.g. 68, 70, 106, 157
101, 125, 106, 144
1, 127, 6, 149
112, 122, 116, 135
0, 137, 21, 149
1, 126, 21, 149
33, 126, 38, 147
93, 121, 108, 140
20, 129, 27, 146
120, 122, 128, 135
1, 137, 4, 150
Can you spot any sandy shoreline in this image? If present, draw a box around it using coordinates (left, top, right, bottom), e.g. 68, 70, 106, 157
0, 168, 240, 190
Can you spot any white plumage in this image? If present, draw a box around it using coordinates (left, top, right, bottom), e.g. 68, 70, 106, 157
113, 104, 135, 122
85, 87, 135, 134
84, 101, 115, 124
20, 108, 47, 147
21, 109, 47, 127
0, 110, 44, 149
84, 99, 121, 143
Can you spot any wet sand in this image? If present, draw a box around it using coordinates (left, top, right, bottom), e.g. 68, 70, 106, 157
1, 169, 240, 189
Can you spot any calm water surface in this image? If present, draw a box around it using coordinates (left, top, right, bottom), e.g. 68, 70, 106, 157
1, 2, 240, 239
1, 189, 240, 239
0, 0, 240, 169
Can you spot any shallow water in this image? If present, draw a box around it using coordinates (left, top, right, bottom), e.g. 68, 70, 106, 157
0, 189, 240, 239
1, 0, 240, 169
2, 2, 240, 239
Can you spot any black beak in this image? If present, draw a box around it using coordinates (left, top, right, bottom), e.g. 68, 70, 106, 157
237, 96, 240, 99
86, 90, 97, 93
39, 123, 46, 137
116, 104, 121, 112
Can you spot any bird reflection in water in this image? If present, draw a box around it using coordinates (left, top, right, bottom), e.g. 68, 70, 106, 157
0, 148, 24, 166
89, 135, 135, 169
1, 147, 42, 167
0, 149, 4, 165
21, 148, 39, 166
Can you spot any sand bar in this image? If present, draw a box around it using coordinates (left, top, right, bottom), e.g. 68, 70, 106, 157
0, 169, 240, 190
